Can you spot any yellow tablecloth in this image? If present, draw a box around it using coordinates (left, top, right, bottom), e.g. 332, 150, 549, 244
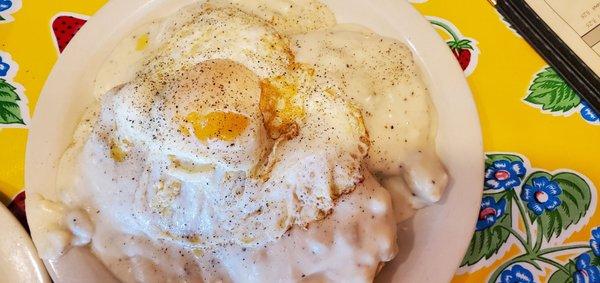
1, 0, 598, 282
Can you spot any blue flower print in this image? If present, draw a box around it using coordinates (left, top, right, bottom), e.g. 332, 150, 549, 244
521, 177, 562, 215
499, 264, 535, 283
0, 57, 10, 77
573, 254, 600, 283
591, 227, 600, 257
580, 101, 600, 123
0, 0, 11, 13
484, 160, 526, 190
476, 196, 506, 231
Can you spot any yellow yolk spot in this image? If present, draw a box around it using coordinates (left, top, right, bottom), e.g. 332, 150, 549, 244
169, 155, 215, 173
323, 87, 337, 99
135, 33, 149, 51
178, 124, 191, 137
186, 111, 249, 142
261, 34, 295, 62
192, 248, 204, 257
241, 236, 256, 244
260, 66, 312, 139
109, 139, 130, 162
183, 234, 201, 244
277, 215, 289, 229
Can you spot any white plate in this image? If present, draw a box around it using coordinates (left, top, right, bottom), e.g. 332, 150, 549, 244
0, 204, 50, 283
25, 0, 484, 282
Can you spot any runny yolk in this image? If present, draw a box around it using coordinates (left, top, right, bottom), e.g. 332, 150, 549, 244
136, 33, 149, 51
186, 111, 249, 142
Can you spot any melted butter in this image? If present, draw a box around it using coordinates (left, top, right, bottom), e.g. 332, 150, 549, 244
135, 33, 150, 51
186, 111, 249, 142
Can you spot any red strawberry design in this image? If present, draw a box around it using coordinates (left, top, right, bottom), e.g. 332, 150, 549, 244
454, 49, 472, 71
430, 20, 474, 71
7, 191, 28, 233
52, 15, 87, 53
449, 40, 473, 71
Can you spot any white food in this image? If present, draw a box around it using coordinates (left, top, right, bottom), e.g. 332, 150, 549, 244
30, 1, 449, 282
292, 24, 448, 207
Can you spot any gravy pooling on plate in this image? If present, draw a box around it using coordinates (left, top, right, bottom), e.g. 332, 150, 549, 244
29, 1, 448, 282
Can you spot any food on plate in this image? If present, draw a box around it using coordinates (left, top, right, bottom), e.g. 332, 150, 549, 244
28, 1, 448, 282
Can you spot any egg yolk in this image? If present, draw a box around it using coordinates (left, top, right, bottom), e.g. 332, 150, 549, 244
186, 111, 249, 142
259, 71, 306, 139
109, 139, 130, 162
136, 33, 149, 51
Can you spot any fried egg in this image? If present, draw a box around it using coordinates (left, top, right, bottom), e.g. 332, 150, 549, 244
114, 59, 268, 171
58, 28, 371, 252
207, 0, 336, 35
145, 4, 293, 79
94, 4, 294, 98
261, 82, 369, 226
113, 59, 368, 248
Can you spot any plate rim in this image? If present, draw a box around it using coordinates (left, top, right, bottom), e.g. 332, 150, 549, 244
0, 204, 50, 282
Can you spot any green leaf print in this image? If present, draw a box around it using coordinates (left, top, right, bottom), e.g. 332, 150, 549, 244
547, 258, 578, 283
0, 78, 24, 124
485, 153, 524, 169
547, 251, 599, 283
525, 67, 581, 112
461, 191, 512, 266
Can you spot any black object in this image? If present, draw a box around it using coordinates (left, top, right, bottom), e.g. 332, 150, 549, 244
496, 0, 600, 113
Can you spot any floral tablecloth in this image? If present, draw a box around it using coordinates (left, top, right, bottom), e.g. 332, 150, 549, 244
1, 0, 599, 282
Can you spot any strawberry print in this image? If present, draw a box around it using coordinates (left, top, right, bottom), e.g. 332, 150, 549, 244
51, 14, 88, 53
452, 44, 473, 71
8, 191, 28, 233
428, 17, 479, 76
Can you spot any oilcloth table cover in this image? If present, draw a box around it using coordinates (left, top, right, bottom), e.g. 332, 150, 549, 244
0, 1, 599, 282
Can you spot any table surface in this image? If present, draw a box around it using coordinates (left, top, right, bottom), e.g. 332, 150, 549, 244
0, 0, 598, 282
